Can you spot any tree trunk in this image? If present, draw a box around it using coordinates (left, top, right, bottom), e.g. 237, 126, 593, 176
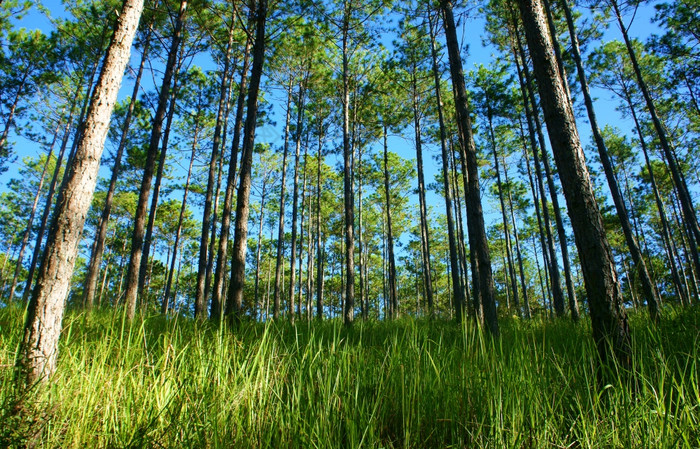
511, 32, 568, 317
341, 3, 354, 326
382, 125, 399, 319
518, 0, 631, 370
138, 55, 182, 305
288, 78, 308, 323
210, 18, 251, 321
17, 0, 144, 384
225, 0, 268, 320
487, 109, 520, 315
316, 129, 324, 320
560, 0, 659, 320
272, 86, 293, 320
82, 30, 152, 310
7, 122, 58, 302
124, 0, 187, 320
441, 0, 498, 336
411, 65, 435, 313
254, 183, 267, 312
428, 10, 463, 318
611, 0, 700, 256
162, 121, 198, 313
195, 19, 236, 318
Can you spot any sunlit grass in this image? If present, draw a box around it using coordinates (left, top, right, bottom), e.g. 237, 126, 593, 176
1, 305, 698, 448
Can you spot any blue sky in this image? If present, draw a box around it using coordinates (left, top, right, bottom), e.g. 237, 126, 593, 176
3, 0, 668, 270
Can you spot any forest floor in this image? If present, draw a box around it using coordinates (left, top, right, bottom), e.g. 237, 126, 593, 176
0, 305, 698, 448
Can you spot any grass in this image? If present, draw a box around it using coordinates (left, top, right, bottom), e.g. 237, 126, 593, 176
0, 305, 699, 448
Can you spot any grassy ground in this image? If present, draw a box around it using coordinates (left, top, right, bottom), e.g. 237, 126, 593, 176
0, 306, 698, 448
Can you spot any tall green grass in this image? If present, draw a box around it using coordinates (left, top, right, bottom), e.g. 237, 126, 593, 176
1, 306, 698, 448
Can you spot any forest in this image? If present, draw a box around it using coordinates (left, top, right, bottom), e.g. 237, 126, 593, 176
0, 0, 699, 446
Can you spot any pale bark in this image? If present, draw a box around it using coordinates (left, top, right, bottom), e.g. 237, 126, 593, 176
18, 0, 144, 384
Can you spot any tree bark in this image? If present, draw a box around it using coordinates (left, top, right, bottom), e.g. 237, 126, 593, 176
210, 19, 251, 321
441, 0, 498, 335
225, 0, 268, 320
195, 19, 236, 318
428, 10, 463, 318
518, 0, 631, 370
123, 0, 187, 320
17, 0, 144, 384
560, 0, 659, 320
82, 30, 152, 310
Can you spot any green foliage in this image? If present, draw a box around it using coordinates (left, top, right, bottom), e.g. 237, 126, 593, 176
1, 307, 699, 448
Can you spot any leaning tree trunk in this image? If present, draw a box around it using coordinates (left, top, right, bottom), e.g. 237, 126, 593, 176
428, 9, 463, 318
210, 19, 251, 321
195, 20, 236, 318
441, 0, 498, 336
82, 30, 152, 310
611, 0, 700, 253
517, 0, 631, 371
560, 0, 659, 320
7, 122, 58, 302
17, 0, 144, 385
138, 55, 182, 303
225, 0, 268, 320
123, 0, 187, 320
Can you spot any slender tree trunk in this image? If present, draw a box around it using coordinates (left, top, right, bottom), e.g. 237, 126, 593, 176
7, 122, 58, 302
428, 11, 463, 318
382, 125, 399, 319
0, 69, 29, 152
21, 109, 76, 304
441, 0, 498, 336
518, 0, 631, 370
138, 55, 182, 302
195, 20, 236, 319
487, 109, 520, 315
124, 0, 187, 320
504, 159, 530, 318
225, 0, 268, 319
560, 0, 659, 319
17, 0, 144, 384
316, 130, 324, 320
272, 86, 293, 320
624, 86, 688, 304
254, 184, 267, 311
341, 3, 354, 326
411, 66, 435, 312
512, 33, 568, 317
83, 30, 152, 309
210, 19, 251, 320
288, 78, 308, 323
162, 123, 198, 313
611, 0, 700, 253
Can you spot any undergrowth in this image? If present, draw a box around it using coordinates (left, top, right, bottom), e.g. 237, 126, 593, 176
0, 305, 698, 448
